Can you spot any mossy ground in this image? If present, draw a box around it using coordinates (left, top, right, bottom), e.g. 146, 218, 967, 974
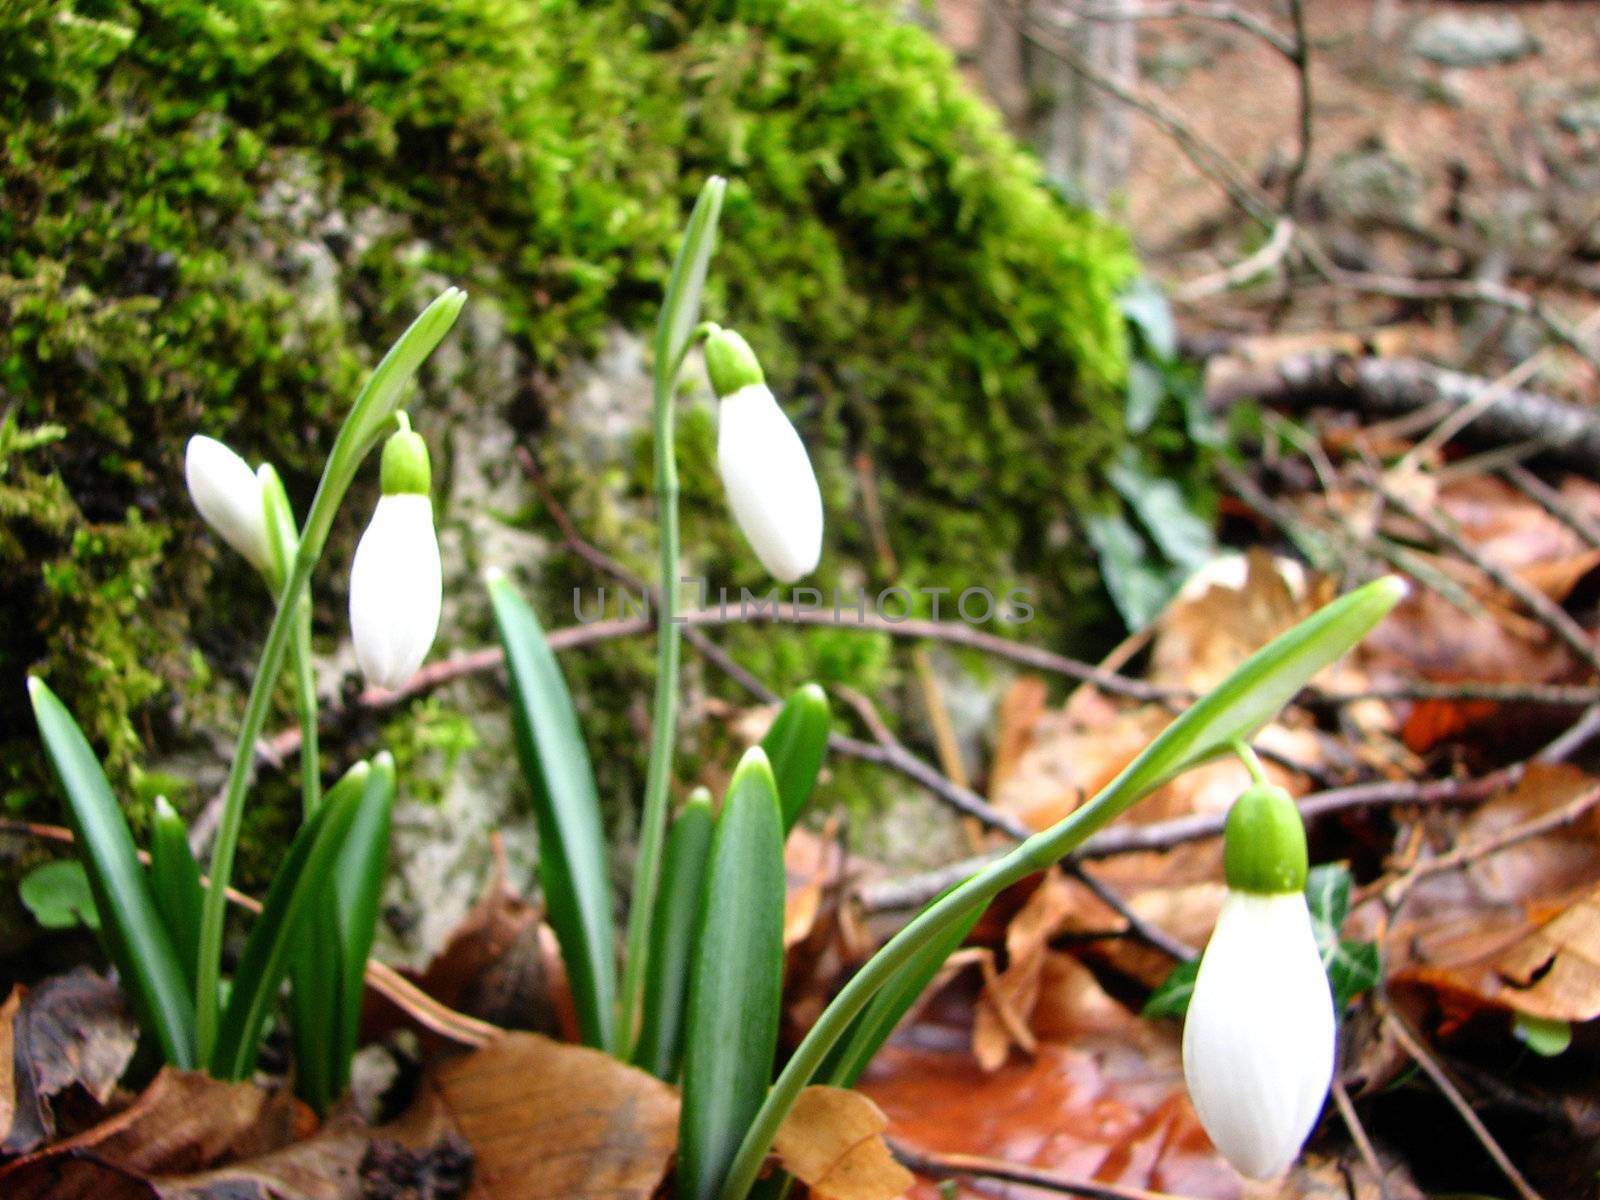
1, 0, 1134, 873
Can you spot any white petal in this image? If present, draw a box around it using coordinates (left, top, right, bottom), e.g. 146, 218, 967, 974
349, 494, 442, 689
1182, 890, 1336, 1180
717, 385, 823, 583
185, 436, 271, 572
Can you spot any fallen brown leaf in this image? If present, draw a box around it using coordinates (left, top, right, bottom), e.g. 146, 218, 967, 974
1493, 883, 1600, 1021
0, 1068, 306, 1198
773, 1086, 912, 1200
0, 967, 139, 1156
421, 1032, 678, 1200
972, 869, 1076, 1069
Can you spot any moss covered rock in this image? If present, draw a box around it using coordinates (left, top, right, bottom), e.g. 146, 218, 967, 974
0, 0, 1132, 834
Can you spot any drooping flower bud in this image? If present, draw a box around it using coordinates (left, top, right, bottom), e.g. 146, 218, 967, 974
185, 435, 273, 575
1182, 780, 1335, 1180
704, 326, 823, 584
348, 415, 441, 690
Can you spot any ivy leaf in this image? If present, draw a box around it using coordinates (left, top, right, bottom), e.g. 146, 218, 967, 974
1306, 863, 1380, 1012
1118, 276, 1177, 360
1084, 509, 1179, 631
20, 860, 101, 932
1513, 1013, 1571, 1057
1142, 958, 1199, 1019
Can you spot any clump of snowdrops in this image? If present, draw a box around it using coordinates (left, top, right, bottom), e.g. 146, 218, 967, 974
29, 177, 1402, 1194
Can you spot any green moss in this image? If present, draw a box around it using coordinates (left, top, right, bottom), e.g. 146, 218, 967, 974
1, 0, 1132, 833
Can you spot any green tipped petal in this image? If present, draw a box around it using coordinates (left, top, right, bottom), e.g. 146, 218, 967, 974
379, 416, 432, 496
1223, 781, 1308, 894
704, 326, 765, 397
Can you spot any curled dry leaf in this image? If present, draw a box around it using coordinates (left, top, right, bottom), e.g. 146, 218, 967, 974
772, 1086, 912, 1200
972, 869, 1076, 1070
370, 838, 568, 1040
0, 967, 140, 1156
1492, 883, 1600, 1021
1387, 764, 1600, 1025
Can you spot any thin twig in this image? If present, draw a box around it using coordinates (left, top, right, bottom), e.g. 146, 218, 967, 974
1379, 479, 1600, 677
1536, 701, 1600, 763
1174, 217, 1295, 301
1004, 0, 1279, 228
1067, 860, 1197, 962
889, 1139, 1189, 1200
860, 769, 1521, 913
1062, 0, 1295, 56
1382, 780, 1600, 910
1281, 0, 1313, 215
1502, 464, 1600, 552
1331, 1077, 1390, 1200
1383, 1011, 1545, 1200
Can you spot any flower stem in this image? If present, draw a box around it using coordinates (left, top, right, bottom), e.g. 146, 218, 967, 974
1234, 739, 1269, 787
293, 595, 321, 817
618, 360, 686, 1060
194, 552, 316, 1063
617, 181, 726, 1060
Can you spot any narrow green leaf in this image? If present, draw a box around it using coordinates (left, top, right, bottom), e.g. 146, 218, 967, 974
1141, 958, 1200, 1019
761, 683, 830, 832
656, 177, 727, 383
19, 859, 100, 931
489, 574, 617, 1053
211, 762, 368, 1081
148, 796, 203, 990
678, 749, 786, 1200
28, 677, 196, 1068
301, 288, 467, 558
287, 907, 339, 1112
286, 761, 377, 1112
1115, 576, 1407, 799
821, 891, 981, 1087
331, 753, 395, 1091
636, 790, 715, 1080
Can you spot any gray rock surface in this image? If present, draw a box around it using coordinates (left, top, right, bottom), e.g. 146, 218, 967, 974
1409, 13, 1536, 68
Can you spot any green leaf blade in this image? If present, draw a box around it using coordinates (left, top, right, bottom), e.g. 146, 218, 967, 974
489, 574, 617, 1053
636, 790, 715, 1081
821, 889, 981, 1088
761, 683, 831, 832
656, 178, 727, 384
678, 750, 786, 1200
331, 752, 395, 1090
20, 859, 100, 932
148, 796, 204, 991
28, 677, 196, 1068
212, 762, 369, 1081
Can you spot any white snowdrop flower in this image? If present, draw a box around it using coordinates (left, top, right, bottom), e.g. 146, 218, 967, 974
1182, 781, 1336, 1181
185, 435, 273, 574
349, 415, 441, 690
705, 327, 822, 584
